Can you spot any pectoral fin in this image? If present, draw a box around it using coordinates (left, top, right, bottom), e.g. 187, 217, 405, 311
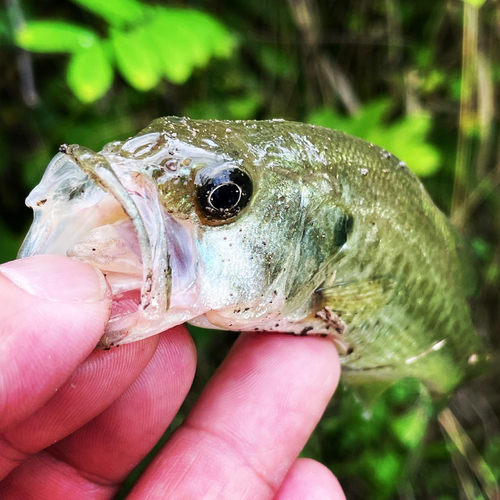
346, 379, 396, 413
318, 275, 396, 323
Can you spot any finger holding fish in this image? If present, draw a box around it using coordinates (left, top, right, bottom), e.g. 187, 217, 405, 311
127, 333, 341, 500
0, 256, 112, 432
0, 256, 196, 484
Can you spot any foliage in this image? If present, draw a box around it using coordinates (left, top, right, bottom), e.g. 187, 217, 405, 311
1, 0, 500, 499
308, 100, 441, 176
15, 1, 236, 100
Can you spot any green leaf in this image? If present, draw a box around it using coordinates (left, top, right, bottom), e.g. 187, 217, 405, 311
472, 237, 493, 261
185, 92, 262, 121
258, 46, 297, 78
70, 0, 145, 28
391, 405, 430, 449
15, 21, 98, 53
166, 10, 213, 68
0, 13, 9, 43
184, 101, 228, 120
462, 0, 486, 8
180, 9, 237, 60
149, 7, 236, 85
227, 94, 262, 119
421, 69, 446, 94
111, 27, 161, 91
308, 100, 442, 177
66, 39, 113, 103
487, 262, 500, 285
309, 100, 390, 140
365, 450, 403, 490
148, 10, 197, 85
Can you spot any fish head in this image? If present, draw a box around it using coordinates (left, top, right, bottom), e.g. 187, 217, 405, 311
19, 117, 348, 347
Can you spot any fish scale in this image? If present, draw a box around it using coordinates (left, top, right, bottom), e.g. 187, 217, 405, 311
278, 128, 486, 393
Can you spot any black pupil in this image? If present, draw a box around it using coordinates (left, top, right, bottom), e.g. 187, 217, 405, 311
196, 167, 253, 221
210, 183, 241, 210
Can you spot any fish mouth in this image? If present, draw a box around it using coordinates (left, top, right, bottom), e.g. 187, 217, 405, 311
19, 147, 200, 347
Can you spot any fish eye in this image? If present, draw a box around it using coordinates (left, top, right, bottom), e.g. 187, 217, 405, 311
196, 167, 253, 221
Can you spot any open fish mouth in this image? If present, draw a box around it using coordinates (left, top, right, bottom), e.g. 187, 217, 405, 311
19, 146, 200, 347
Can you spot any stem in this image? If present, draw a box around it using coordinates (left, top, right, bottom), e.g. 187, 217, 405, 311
5, 0, 40, 107
451, 2, 479, 229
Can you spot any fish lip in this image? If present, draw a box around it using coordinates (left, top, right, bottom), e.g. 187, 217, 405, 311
64, 144, 172, 316
19, 146, 187, 346
19, 151, 101, 258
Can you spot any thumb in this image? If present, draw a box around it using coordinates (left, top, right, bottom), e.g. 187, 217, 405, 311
0, 255, 111, 429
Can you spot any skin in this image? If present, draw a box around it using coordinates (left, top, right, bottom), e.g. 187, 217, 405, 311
0, 255, 345, 500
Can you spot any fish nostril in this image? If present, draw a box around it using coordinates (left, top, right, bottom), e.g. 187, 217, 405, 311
335, 213, 354, 247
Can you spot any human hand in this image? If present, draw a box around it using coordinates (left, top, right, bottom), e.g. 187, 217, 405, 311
0, 255, 345, 499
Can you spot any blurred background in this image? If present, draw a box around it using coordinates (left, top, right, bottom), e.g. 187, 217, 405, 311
1, 0, 500, 498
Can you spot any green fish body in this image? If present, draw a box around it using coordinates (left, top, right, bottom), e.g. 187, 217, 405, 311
19, 117, 487, 395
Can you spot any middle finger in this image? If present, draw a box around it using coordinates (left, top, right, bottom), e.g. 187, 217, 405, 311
128, 332, 340, 500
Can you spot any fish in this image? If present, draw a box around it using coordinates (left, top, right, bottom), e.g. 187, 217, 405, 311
18, 116, 488, 397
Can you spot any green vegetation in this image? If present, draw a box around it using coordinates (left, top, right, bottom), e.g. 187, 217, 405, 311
1, 0, 499, 498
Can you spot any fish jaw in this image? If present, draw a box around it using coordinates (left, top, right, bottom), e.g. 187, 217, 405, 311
19, 148, 208, 347
18, 146, 332, 348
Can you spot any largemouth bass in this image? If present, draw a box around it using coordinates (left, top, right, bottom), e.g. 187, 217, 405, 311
19, 117, 487, 396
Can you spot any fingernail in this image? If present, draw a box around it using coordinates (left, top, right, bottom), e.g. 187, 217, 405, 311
0, 255, 108, 303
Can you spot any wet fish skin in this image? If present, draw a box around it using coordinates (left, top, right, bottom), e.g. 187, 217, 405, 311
21, 117, 488, 396
114, 117, 486, 394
